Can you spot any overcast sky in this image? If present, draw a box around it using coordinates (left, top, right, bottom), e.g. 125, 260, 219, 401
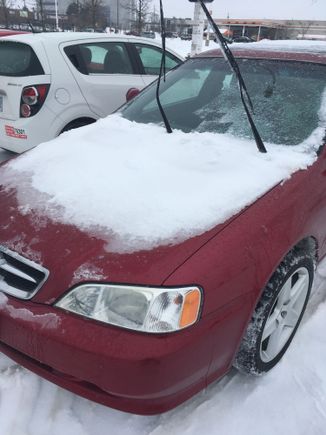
153, 0, 326, 20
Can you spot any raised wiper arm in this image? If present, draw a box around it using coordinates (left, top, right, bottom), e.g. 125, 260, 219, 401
198, 0, 267, 153
156, 0, 173, 134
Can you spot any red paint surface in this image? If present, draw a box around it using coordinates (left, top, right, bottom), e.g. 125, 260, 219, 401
0, 30, 29, 37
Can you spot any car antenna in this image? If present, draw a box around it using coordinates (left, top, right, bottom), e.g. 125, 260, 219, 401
27, 21, 36, 33
198, 0, 267, 153
156, 0, 173, 133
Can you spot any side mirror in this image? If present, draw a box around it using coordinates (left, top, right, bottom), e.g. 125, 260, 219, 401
126, 88, 140, 102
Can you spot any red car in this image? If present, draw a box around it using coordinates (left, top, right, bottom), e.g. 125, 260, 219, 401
0, 42, 325, 415
0, 29, 29, 37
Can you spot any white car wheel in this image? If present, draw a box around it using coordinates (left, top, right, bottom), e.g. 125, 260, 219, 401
234, 248, 314, 375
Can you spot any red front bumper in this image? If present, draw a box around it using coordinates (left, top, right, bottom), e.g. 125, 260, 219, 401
0, 294, 211, 414
0, 293, 246, 414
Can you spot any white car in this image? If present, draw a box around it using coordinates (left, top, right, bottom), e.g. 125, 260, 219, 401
0, 32, 183, 152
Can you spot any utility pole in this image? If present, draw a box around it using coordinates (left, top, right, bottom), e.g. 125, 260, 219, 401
191, 2, 205, 56
116, 0, 119, 31
54, 0, 59, 30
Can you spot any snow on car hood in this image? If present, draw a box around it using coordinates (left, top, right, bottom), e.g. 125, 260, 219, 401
1, 114, 322, 253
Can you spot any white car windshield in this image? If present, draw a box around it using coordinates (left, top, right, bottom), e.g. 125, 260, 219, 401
122, 57, 326, 145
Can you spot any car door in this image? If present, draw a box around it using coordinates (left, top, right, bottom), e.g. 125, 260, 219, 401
130, 43, 182, 87
62, 41, 144, 117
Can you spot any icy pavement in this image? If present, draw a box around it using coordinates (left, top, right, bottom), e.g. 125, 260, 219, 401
0, 255, 325, 435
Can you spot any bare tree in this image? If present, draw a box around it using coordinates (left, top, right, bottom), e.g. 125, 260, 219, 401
296, 20, 314, 39
0, 0, 11, 28
66, 1, 80, 29
35, 0, 46, 30
83, 0, 103, 29
122, 0, 152, 35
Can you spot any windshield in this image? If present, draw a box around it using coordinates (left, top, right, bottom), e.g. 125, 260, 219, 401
122, 58, 326, 145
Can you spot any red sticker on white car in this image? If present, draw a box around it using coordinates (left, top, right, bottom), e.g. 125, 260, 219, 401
5, 125, 27, 139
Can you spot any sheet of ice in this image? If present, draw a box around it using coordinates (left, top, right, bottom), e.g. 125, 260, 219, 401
0, 258, 325, 435
72, 263, 105, 284
0, 294, 60, 329
2, 114, 320, 253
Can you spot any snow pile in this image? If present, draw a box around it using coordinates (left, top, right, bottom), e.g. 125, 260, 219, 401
165, 38, 194, 57
0, 259, 325, 435
165, 38, 326, 58
235, 39, 326, 53
165, 37, 220, 58
2, 115, 318, 252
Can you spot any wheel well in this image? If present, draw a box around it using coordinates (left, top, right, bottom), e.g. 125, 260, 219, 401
256, 237, 318, 309
293, 236, 318, 266
60, 117, 96, 134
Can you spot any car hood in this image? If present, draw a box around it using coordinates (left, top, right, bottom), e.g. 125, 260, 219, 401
0, 182, 229, 304
0, 116, 316, 303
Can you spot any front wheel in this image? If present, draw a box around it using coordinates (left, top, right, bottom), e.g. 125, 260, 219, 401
234, 248, 314, 375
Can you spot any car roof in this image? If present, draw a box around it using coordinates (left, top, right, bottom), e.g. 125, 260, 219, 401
198, 40, 326, 64
0, 29, 29, 37
1, 31, 184, 60
3, 31, 165, 47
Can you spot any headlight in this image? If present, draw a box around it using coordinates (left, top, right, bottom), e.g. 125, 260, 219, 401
55, 284, 202, 333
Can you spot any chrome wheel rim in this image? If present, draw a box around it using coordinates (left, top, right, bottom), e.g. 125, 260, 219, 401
260, 267, 310, 363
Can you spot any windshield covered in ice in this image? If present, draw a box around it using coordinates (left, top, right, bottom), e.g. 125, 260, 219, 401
121, 57, 326, 145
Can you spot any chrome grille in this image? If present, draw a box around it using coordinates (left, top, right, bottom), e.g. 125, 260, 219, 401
0, 245, 49, 299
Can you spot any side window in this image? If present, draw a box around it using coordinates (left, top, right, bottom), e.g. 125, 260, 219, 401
64, 42, 134, 75
134, 44, 181, 75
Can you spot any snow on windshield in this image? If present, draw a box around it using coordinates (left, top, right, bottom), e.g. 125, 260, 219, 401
2, 109, 324, 252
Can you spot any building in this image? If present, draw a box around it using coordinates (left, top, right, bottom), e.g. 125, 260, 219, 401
161, 17, 326, 41
59, 0, 134, 29
164, 17, 193, 35
213, 18, 326, 41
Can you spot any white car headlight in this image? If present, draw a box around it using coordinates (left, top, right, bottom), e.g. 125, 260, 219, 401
55, 284, 202, 333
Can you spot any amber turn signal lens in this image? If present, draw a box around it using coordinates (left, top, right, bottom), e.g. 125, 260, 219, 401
179, 288, 201, 328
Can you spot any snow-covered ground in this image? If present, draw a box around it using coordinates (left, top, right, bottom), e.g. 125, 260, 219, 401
0, 252, 325, 435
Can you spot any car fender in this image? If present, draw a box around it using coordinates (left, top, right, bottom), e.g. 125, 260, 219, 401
163, 148, 326, 383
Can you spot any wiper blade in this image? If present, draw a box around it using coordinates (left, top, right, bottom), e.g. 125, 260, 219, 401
156, 0, 172, 134
198, 0, 267, 153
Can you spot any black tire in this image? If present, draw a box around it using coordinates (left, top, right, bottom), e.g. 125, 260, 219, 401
234, 247, 314, 375
60, 119, 95, 134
